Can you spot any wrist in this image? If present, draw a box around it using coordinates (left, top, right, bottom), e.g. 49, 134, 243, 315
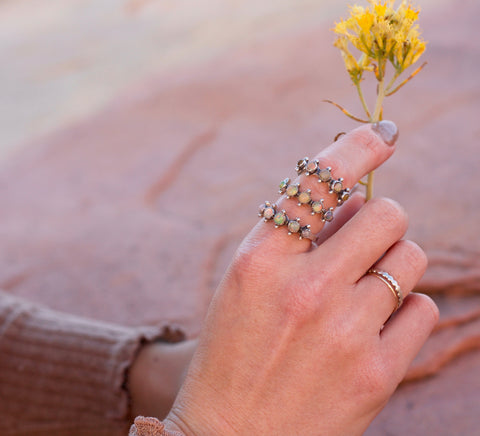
162, 414, 195, 436
162, 388, 244, 436
128, 340, 197, 420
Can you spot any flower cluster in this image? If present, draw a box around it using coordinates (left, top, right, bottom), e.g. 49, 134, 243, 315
334, 0, 426, 89
329, 1, 426, 200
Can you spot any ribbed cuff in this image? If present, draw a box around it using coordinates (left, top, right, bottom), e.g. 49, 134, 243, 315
129, 417, 184, 436
0, 291, 183, 436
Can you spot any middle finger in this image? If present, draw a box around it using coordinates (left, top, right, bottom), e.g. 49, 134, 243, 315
311, 197, 409, 282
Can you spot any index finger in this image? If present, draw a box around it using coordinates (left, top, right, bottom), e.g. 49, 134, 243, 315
249, 121, 399, 256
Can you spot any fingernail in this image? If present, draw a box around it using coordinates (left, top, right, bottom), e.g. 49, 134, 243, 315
372, 120, 399, 146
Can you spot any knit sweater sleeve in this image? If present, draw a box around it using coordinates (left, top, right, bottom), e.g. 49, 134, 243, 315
0, 290, 182, 436
129, 416, 184, 436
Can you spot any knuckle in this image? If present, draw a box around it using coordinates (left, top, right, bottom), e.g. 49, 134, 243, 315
410, 293, 440, 325
231, 242, 271, 279
399, 240, 428, 274
370, 197, 408, 234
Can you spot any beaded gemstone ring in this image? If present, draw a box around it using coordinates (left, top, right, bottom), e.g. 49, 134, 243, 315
258, 202, 315, 241
295, 158, 351, 206
257, 157, 352, 243
278, 179, 334, 222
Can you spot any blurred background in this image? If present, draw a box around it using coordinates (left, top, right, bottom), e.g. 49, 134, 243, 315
0, 1, 478, 435
1, 0, 355, 158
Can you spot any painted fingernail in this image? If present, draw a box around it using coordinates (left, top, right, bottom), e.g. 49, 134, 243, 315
372, 120, 399, 146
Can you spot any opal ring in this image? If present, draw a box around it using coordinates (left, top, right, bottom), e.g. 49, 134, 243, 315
278, 179, 334, 222
295, 157, 351, 205
258, 201, 315, 241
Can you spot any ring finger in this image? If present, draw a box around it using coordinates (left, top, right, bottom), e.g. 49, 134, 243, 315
355, 239, 428, 329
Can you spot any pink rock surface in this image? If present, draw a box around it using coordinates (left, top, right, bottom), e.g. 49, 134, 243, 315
0, 0, 479, 433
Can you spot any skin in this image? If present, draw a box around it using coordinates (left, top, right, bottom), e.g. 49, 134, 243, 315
134, 123, 439, 435
129, 339, 198, 420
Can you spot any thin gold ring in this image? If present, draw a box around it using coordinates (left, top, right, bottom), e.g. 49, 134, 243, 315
367, 269, 403, 312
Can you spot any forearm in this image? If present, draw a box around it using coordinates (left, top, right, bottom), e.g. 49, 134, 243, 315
0, 291, 176, 435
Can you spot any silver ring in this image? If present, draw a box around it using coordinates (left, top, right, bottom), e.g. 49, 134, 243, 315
258, 201, 315, 241
295, 157, 351, 206
278, 179, 334, 222
367, 269, 404, 312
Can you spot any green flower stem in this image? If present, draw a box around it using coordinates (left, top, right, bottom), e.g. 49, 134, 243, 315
385, 72, 400, 94
355, 82, 372, 120
372, 76, 385, 123
365, 75, 386, 201
366, 171, 375, 201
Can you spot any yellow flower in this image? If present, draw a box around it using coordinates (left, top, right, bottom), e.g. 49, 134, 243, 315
356, 10, 375, 36
329, 0, 427, 201
350, 5, 366, 16
334, 36, 363, 84
333, 0, 426, 88
398, 1, 419, 21
374, 3, 388, 17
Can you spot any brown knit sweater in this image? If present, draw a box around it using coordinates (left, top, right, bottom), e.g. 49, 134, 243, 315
0, 290, 178, 436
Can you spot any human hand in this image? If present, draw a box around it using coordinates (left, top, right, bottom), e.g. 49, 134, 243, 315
162, 122, 439, 435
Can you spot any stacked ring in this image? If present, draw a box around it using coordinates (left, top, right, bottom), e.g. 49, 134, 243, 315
367, 269, 404, 311
278, 179, 334, 222
258, 202, 315, 241
257, 157, 351, 243
295, 157, 351, 206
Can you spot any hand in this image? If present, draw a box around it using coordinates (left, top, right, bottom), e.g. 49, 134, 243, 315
129, 339, 197, 420
162, 123, 439, 435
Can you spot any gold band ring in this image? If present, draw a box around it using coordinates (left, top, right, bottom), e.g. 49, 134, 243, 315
367, 269, 403, 312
